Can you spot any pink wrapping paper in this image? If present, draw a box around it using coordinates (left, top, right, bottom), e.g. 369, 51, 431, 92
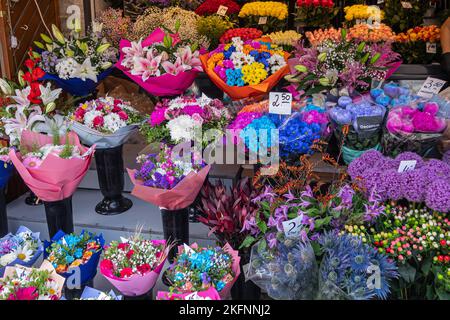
127, 165, 211, 210
156, 287, 221, 300
8, 131, 94, 202
116, 28, 200, 96
100, 239, 168, 296
172, 242, 241, 300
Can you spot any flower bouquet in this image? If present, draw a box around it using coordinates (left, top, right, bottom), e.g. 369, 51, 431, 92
44, 230, 104, 286
329, 96, 386, 164
165, 243, 240, 299
219, 28, 263, 45
287, 30, 401, 95
0, 226, 43, 277
295, 0, 339, 29
36, 24, 117, 97
343, 4, 385, 26
71, 96, 143, 215
394, 25, 441, 64
201, 37, 289, 100
0, 260, 65, 300
348, 150, 450, 212
247, 238, 318, 300
100, 233, 170, 297
9, 130, 95, 236
318, 232, 398, 300
265, 30, 302, 51
140, 94, 231, 147
76, 286, 122, 300
238, 1, 288, 33
383, 102, 447, 157
117, 27, 202, 96
195, 0, 241, 17
127, 145, 210, 260
157, 287, 221, 300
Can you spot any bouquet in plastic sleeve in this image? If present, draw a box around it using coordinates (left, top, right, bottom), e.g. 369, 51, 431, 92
0, 260, 65, 300
127, 144, 210, 210
36, 24, 117, 97
201, 37, 289, 100
0, 51, 63, 147
295, 0, 338, 29
76, 286, 122, 300
383, 101, 447, 157
0, 226, 43, 277
44, 230, 104, 285
8, 130, 95, 202
318, 232, 398, 300
328, 95, 386, 164
70, 96, 143, 148
394, 25, 441, 64
238, 1, 288, 33
265, 30, 302, 51
195, 0, 241, 17
0, 147, 13, 189
165, 243, 240, 299
343, 4, 385, 26
247, 237, 318, 300
140, 94, 231, 147
100, 233, 170, 296
117, 27, 202, 96
157, 287, 221, 300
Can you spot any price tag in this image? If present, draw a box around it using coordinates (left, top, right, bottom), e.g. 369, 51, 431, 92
282, 215, 303, 238
258, 16, 268, 25
377, 0, 385, 4
417, 77, 447, 99
398, 160, 417, 173
269, 92, 292, 115
426, 42, 437, 54
401, 1, 413, 8
217, 5, 228, 16
10, 35, 18, 49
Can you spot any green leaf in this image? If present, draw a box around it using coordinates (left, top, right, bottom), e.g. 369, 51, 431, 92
398, 263, 416, 283
256, 219, 268, 234
436, 287, 450, 300
257, 239, 267, 253
421, 256, 432, 276
239, 235, 256, 249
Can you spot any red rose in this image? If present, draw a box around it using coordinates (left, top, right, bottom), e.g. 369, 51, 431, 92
113, 99, 122, 106
112, 105, 122, 113
120, 267, 133, 278
126, 249, 135, 259
137, 263, 151, 274
118, 243, 130, 251
100, 259, 114, 270
438, 255, 444, 262
93, 115, 104, 128
118, 111, 128, 121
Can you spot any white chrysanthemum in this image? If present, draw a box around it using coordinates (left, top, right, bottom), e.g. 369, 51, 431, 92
55, 58, 79, 79
103, 113, 127, 132
84, 110, 103, 128
167, 115, 197, 142
0, 252, 17, 267
268, 54, 286, 74
231, 52, 254, 69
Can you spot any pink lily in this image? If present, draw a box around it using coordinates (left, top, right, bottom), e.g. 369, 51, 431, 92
132, 50, 163, 81
121, 40, 145, 69
161, 57, 185, 76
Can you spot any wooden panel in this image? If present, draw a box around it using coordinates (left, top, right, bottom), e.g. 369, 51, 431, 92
0, 0, 60, 79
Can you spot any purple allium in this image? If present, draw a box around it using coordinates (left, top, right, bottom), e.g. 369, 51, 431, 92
422, 159, 450, 181
443, 150, 450, 165
400, 168, 428, 203
380, 170, 403, 201
395, 152, 425, 168
425, 179, 450, 212
347, 150, 384, 179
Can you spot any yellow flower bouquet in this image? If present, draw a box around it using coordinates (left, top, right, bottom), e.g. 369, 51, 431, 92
238, 1, 288, 33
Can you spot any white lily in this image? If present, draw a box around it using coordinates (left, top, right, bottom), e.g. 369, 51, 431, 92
3, 107, 45, 146
39, 83, 62, 105
73, 58, 98, 82
7, 87, 32, 112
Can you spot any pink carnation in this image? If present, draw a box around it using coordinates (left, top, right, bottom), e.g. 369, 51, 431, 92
150, 107, 168, 127
118, 111, 129, 121
93, 115, 104, 128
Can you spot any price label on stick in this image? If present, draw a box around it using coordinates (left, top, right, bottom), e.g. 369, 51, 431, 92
426, 42, 437, 54
417, 77, 446, 99
282, 215, 303, 238
269, 92, 292, 115
258, 16, 268, 25
217, 5, 228, 16
398, 160, 417, 173
401, 1, 412, 9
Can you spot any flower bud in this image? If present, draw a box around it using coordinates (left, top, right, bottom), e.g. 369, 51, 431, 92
294, 64, 308, 73
319, 77, 330, 86
318, 52, 327, 62
52, 24, 66, 44
96, 43, 111, 54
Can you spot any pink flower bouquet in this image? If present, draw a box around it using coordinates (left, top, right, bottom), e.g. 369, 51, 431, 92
116, 28, 203, 96
100, 235, 171, 297
156, 287, 221, 300
8, 130, 95, 202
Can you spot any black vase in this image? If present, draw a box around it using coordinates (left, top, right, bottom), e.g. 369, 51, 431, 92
25, 191, 42, 206
160, 208, 189, 263
231, 252, 261, 300
123, 289, 153, 300
94, 145, 132, 215
0, 186, 7, 237
43, 197, 74, 239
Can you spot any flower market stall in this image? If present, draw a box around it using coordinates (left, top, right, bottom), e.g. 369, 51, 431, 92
0, 0, 449, 303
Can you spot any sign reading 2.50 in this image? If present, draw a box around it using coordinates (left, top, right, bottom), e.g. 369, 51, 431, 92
269, 92, 292, 115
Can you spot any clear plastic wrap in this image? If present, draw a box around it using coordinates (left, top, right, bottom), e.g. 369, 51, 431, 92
247, 238, 318, 300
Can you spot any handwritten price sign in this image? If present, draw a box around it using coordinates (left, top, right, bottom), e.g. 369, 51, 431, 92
417, 77, 446, 99
269, 92, 292, 115
282, 215, 303, 238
